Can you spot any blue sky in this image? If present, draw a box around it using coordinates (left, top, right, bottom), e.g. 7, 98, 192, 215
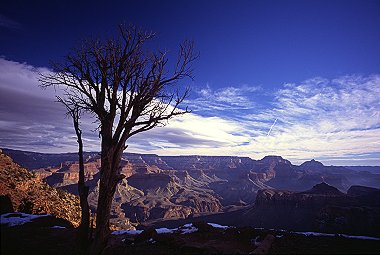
0, 0, 380, 165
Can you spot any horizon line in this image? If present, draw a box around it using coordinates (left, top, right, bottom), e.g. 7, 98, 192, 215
2, 147, 380, 167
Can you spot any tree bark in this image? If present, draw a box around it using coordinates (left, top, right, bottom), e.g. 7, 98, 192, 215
90, 124, 124, 254
90, 183, 113, 254
90, 160, 122, 253
74, 115, 90, 253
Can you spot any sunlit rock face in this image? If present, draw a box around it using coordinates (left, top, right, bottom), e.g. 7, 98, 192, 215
0, 150, 81, 227
3, 148, 380, 228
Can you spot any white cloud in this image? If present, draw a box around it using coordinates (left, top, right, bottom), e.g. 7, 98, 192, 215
0, 58, 249, 155
185, 84, 261, 112
0, 58, 379, 165
0, 58, 100, 153
130, 75, 380, 165
241, 75, 380, 164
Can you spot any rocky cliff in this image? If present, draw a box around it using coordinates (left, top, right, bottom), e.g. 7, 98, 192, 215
249, 183, 380, 236
0, 149, 81, 226
3, 148, 380, 229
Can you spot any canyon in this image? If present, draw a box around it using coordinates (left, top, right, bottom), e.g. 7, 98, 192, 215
0, 149, 81, 227
3, 147, 380, 233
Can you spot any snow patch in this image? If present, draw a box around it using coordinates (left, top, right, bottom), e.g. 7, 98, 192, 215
0, 213, 49, 227
112, 229, 143, 235
252, 236, 262, 246
181, 227, 198, 234
148, 238, 157, 244
112, 223, 202, 236
51, 225, 66, 229
156, 227, 176, 234
179, 224, 198, 234
343, 235, 380, 241
294, 231, 380, 241
208, 223, 229, 229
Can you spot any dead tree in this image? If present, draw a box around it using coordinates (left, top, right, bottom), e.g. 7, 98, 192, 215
57, 96, 90, 250
39, 25, 196, 254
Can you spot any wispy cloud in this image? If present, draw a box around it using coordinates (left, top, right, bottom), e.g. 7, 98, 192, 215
0, 58, 249, 154
185, 84, 261, 114
128, 114, 249, 153
0, 58, 379, 165
0, 58, 99, 153
147, 75, 380, 164
241, 75, 380, 163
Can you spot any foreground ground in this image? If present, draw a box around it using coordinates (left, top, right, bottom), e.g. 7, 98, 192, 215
1, 213, 380, 255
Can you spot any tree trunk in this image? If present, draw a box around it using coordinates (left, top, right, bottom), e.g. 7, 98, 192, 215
90, 129, 124, 255
74, 119, 90, 253
78, 140, 90, 248
90, 165, 121, 253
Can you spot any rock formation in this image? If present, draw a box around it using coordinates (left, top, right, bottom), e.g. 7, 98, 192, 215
2, 148, 380, 229
0, 150, 81, 226
248, 183, 380, 236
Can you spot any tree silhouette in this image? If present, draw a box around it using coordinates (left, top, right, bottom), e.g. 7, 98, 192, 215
57, 96, 90, 251
40, 25, 196, 254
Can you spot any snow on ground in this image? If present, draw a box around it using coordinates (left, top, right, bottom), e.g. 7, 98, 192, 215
51, 225, 66, 229
179, 224, 198, 234
112, 222, 380, 241
0, 213, 49, 227
155, 227, 176, 234
208, 223, 229, 229
148, 238, 157, 244
3, 213, 378, 242
112, 223, 201, 236
112, 229, 144, 235
343, 235, 380, 241
294, 231, 380, 241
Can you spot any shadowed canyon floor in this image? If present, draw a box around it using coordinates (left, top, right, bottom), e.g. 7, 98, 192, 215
2, 214, 380, 255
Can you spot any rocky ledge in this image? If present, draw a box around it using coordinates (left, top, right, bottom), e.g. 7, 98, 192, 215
250, 183, 380, 237
0, 151, 81, 226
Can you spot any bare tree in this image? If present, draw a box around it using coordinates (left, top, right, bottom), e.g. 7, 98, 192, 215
40, 25, 196, 254
57, 96, 90, 252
